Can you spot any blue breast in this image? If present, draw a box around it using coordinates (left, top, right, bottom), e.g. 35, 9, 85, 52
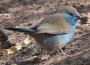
57, 13, 79, 43
58, 13, 79, 43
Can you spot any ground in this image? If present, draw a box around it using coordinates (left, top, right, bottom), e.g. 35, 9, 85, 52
0, 0, 90, 65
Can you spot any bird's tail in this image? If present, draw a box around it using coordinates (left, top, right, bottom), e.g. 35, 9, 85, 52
5, 27, 36, 33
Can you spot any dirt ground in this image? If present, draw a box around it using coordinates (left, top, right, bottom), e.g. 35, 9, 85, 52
0, 0, 90, 65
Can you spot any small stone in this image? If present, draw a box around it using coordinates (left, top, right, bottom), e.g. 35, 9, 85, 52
41, 55, 50, 61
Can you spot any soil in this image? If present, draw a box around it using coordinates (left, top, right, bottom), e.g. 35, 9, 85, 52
0, 0, 90, 65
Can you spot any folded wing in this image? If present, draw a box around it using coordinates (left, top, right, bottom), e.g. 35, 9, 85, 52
36, 13, 70, 34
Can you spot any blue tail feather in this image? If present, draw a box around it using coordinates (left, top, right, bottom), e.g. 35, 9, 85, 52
5, 27, 36, 33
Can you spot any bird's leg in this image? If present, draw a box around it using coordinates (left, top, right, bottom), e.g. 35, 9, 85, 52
59, 48, 66, 55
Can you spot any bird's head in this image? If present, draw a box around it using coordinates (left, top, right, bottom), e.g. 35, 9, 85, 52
60, 6, 81, 26
60, 6, 81, 19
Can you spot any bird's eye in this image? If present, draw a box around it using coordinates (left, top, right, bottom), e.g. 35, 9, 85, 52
69, 13, 73, 16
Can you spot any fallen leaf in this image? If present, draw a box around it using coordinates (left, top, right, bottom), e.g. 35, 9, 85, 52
23, 36, 33, 45
6, 48, 16, 54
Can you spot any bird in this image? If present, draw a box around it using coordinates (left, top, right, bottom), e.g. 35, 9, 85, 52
5, 6, 81, 55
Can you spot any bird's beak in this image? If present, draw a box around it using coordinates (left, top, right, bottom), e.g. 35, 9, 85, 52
74, 12, 82, 19
76, 14, 82, 19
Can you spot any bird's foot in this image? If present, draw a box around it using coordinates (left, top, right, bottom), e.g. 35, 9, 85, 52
59, 48, 66, 55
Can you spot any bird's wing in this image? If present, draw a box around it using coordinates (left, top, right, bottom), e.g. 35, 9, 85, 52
36, 13, 71, 34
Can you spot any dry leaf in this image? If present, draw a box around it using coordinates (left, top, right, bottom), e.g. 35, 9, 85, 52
23, 36, 33, 45
6, 48, 16, 54
6, 43, 22, 55
15, 43, 22, 50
